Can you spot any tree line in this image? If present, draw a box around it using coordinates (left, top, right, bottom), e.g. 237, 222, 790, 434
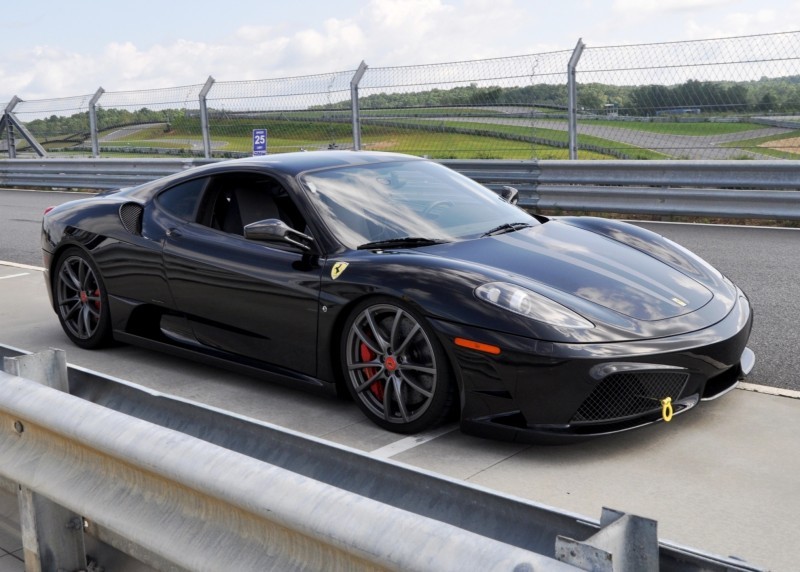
325, 76, 800, 115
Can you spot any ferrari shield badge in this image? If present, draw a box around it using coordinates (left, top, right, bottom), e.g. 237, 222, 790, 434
331, 262, 349, 280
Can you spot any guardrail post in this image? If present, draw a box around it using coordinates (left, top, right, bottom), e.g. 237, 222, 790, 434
350, 61, 368, 151
88, 87, 105, 159
3, 350, 88, 572
3, 349, 69, 392
199, 76, 215, 159
567, 39, 585, 160
556, 508, 659, 571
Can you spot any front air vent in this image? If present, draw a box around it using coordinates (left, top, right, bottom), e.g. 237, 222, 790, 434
572, 371, 689, 424
119, 203, 144, 235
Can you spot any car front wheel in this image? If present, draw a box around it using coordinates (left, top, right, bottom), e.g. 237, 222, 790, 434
342, 298, 455, 433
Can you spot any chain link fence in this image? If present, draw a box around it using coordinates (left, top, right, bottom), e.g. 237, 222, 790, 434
3, 31, 799, 160
2, 95, 94, 156
356, 51, 576, 159
94, 84, 206, 156
206, 72, 355, 155
574, 32, 800, 159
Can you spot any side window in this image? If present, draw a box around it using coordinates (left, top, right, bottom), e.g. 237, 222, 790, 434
199, 173, 307, 237
156, 178, 208, 221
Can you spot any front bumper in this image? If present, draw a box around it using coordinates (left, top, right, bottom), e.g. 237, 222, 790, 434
432, 290, 754, 444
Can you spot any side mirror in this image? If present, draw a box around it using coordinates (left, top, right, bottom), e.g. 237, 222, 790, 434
497, 185, 519, 205
244, 219, 313, 251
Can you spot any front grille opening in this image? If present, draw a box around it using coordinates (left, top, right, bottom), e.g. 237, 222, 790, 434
572, 371, 689, 424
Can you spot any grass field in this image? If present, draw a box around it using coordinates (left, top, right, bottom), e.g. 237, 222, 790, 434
54, 114, 793, 160
383, 118, 668, 159
359, 130, 611, 159
100, 119, 618, 159
720, 129, 800, 159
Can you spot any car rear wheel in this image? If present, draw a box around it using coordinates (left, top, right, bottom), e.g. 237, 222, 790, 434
342, 298, 455, 433
54, 248, 112, 349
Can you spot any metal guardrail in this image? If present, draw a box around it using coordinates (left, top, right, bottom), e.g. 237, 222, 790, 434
1, 157, 800, 220
0, 158, 215, 190
449, 159, 800, 220
0, 350, 572, 571
0, 346, 763, 571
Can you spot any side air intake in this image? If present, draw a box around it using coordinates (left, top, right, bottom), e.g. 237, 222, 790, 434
119, 203, 144, 235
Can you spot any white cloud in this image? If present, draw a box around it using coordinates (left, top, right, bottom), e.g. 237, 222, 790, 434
684, 7, 788, 38
1, 0, 798, 104
286, 18, 365, 65
611, 0, 737, 14
365, 0, 453, 29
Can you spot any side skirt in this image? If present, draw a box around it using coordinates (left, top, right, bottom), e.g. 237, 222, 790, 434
113, 330, 335, 396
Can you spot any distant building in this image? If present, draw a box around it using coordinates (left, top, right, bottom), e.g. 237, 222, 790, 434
655, 108, 701, 116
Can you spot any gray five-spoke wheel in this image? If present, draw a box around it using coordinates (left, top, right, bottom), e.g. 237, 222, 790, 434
343, 301, 453, 432
55, 251, 108, 346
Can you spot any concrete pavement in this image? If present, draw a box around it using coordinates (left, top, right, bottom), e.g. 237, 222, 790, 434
1, 262, 798, 570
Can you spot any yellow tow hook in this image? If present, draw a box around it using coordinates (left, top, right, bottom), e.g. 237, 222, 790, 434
660, 397, 674, 422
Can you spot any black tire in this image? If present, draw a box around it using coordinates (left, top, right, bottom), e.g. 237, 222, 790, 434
341, 297, 455, 433
53, 248, 112, 349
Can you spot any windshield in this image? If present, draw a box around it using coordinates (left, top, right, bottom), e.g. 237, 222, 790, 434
300, 159, 537, 249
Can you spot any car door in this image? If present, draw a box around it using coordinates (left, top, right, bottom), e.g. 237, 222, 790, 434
160, 171, 323, 376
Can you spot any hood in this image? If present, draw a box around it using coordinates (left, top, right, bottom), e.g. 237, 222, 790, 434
428, 220, 715, 322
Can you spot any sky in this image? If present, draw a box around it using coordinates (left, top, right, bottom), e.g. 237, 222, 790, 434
2, 0, 798, 102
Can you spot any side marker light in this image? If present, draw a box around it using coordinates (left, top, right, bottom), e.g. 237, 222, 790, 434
454, 338, 501, 355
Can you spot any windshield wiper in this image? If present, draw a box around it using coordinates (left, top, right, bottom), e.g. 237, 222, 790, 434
481, 222, 533, 237
357, 237, 448, 250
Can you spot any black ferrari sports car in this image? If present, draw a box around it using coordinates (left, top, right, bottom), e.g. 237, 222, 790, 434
42, 151, 754, 442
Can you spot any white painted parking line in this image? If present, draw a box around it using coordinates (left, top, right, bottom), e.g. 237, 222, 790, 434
0, 260, 45, 272
738, 382, 800, 399
369, 424, 458, 458
0, 273, 29, 280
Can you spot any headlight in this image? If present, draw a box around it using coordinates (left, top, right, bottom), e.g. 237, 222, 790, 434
475, 282, 594, 329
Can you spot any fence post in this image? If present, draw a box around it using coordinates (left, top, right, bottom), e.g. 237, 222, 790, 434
199, 76, 215, 159
4, 97, 21, 159
567, 39, 585, 160
3, 96, 47, 158
3, 350, 88, 572
350, 61, 368, 151
89, 87, 105, 158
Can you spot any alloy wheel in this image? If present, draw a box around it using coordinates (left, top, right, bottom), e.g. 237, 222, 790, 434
344, 303, 440, 426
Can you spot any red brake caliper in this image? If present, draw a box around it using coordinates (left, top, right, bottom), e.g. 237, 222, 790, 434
360, 343, 384, 400
80, 289, 101, 311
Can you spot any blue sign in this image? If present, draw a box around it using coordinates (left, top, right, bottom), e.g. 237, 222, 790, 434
252, 129, 268, 156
